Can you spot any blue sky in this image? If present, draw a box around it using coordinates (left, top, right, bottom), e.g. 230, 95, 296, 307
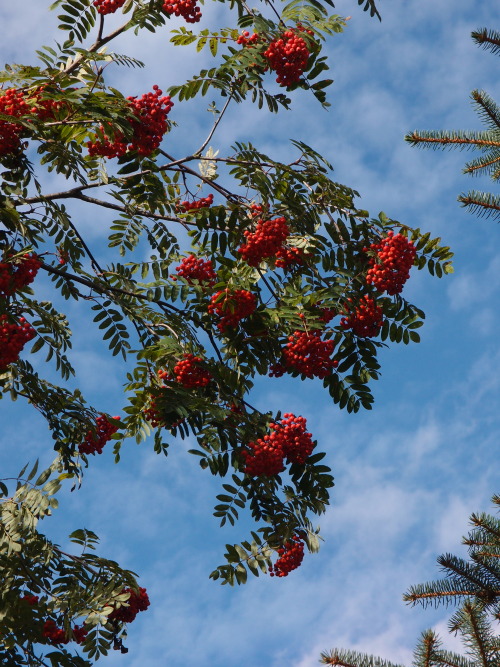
1, 1, 499, 666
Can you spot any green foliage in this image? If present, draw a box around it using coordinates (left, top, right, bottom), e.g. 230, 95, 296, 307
0, 0, 445, 661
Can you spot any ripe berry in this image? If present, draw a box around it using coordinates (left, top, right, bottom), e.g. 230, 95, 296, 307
280, 330, 336, 379
0, 88, 65, 156
173, 353, 212, 388
0, 253, 42, 296
269, 535, 304, 577
174, 255, 217, 286
42, 620, 87, 645
238, 217, 289, 266
208, 289, 257, 331
275, 246, 305, 269
108, 587, 150, 623
340, 295, 383, 338
178, 193, 214, 211
79, 415, 120, 455
264, 30, 311, 87
0, 315, 36, 368
162, 0, 201, 23
237, 31, 261, 46
242, 413, 314, 475
93, 0, 126, 14
88, 87, 173, 158
365, 231, 416, 295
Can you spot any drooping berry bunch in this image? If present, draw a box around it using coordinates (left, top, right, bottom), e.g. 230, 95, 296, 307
365, 231, 417, 295
178, 193, 214, 211
238, 217, 290, 266
269, 413, 314, 465
264, 30, 311, 87
108, 587, 150, 623
174, 255, 217, 286
42, 620, 87, 645
22, 594, 39, 606
0, 253, 42, 297
162, 0, 201, 23
341, 295, 383, 338
144, 398, 164, 428
0, 315, 36, 369
173, 353, 212, 388
0, 88, 32, 155
93, 0, 127, 14
88, 86, 173, 158
0, 88, 64, 156
236, 31, 261, 46
208, 289, 257, 331
242, 413, 314, 475
79, 415, 120, 455
269, 535, 304, 577
275, 246, 305, 269
280, 330, 336, 379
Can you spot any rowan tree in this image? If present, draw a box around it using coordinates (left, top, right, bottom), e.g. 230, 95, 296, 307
0, 0, 454, 663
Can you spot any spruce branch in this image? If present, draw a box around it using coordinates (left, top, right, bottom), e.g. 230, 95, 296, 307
471, 28, 500, 56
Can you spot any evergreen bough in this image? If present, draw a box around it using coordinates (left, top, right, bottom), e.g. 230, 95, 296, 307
321, 494, 500, 667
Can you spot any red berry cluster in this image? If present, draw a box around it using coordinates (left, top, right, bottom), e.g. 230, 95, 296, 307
144, 398, 163, 428
162, 0, 201, 23
264, 30, 311, 87
275, 246, 305, 269
79, 415, 120, 455
0, 88, 64, 156
179, 193, 214, 211
208, 289, 257, 331
365, 231, 417, 295
242, 413, 314, 476
341, 295, 383, 338
174, 255, 217, 286
316, 305, 336, 323
173, 353, 212, 388
88, 86, 173, 158
22, 594, 39, 605
108, 587, 150, 623
42, 620, 87, 645
269, 535, 304, 577
237, 31, 261, 46
281, 330, 336, 379
93, 0, 126, 14
0, 254, 42, 297
238, 217, 290, 266
0, 315, 36, 369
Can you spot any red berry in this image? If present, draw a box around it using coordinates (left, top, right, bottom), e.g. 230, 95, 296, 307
269, 535, 304, 577
79, 415, 120, 455
0, 315, 36, 368
88, 88, 173, 158
178, 193, 214, 211
162, 0, 201, 23
365, 231, 416, 295
242, 413, 314, 476
264, 29, 311, 87
173, 353, 212, 388
208, 289, 257, 331
174, 255, 217, 286
279, 330, 336, 379
238, 217, 289, 266
0, 253, 41, 296
93, 0, 126, 14
108, 587, 150, 623
340, 295, 383, 338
